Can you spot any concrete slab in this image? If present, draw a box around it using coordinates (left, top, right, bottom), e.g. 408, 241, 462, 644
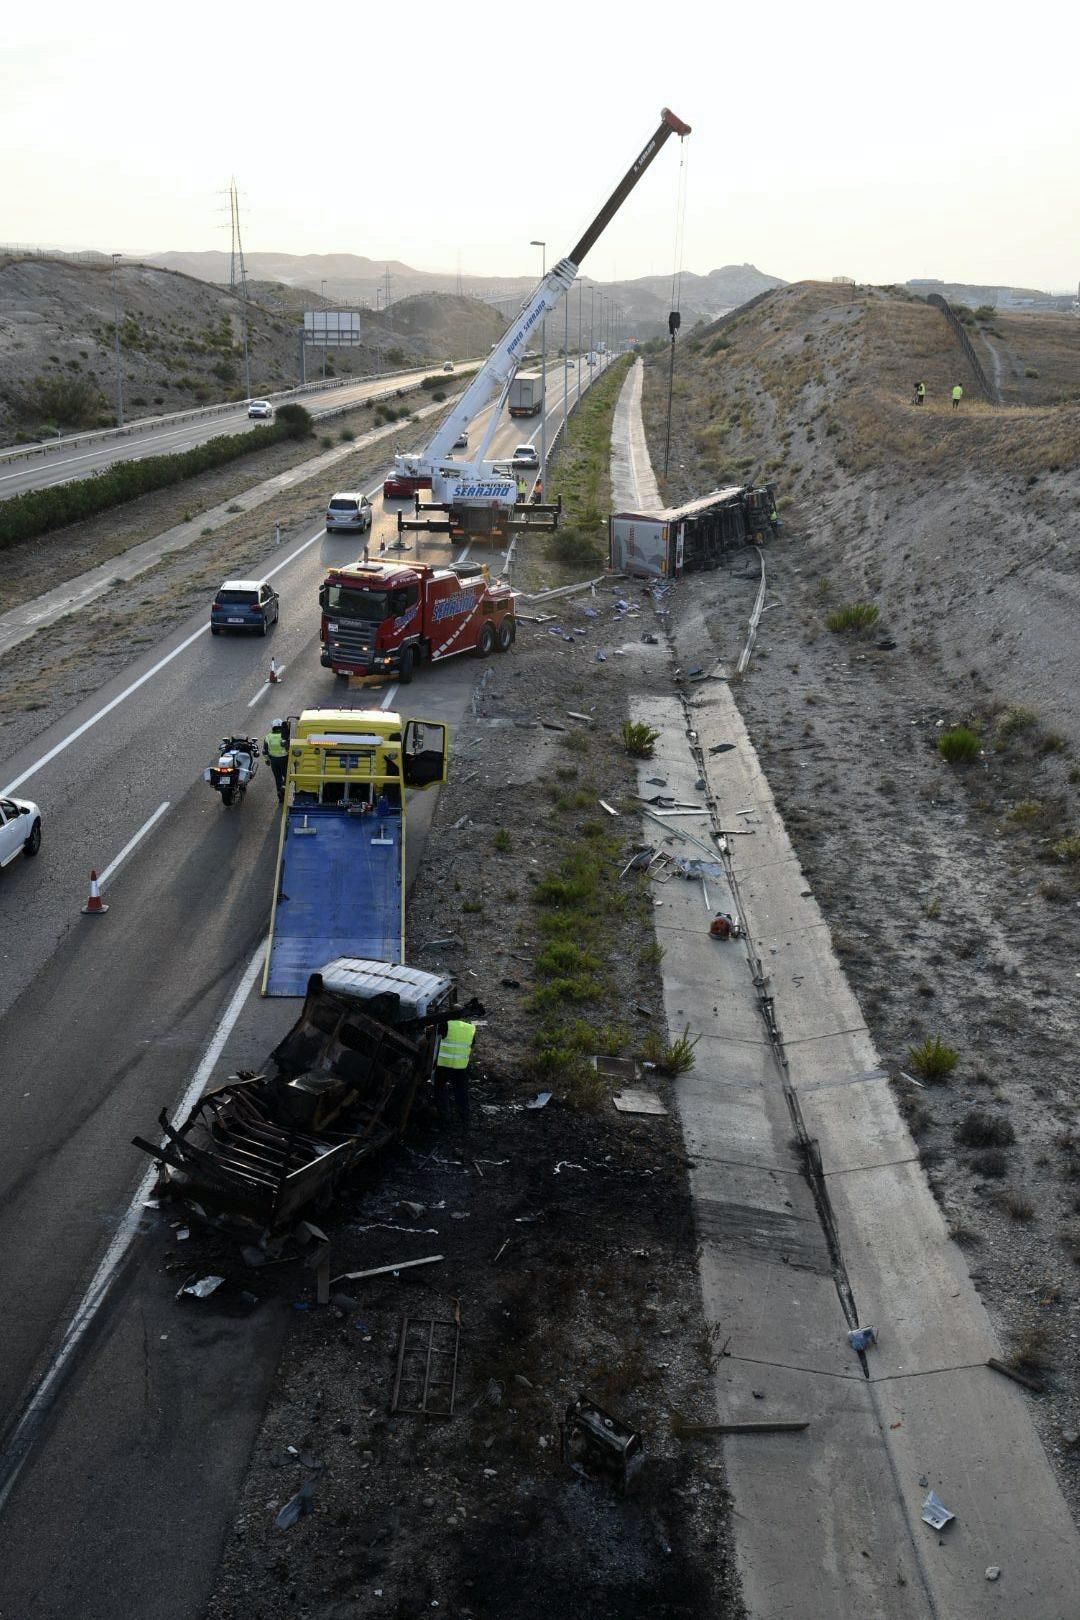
799, 1073, 919, 1173
609, 359, 660, 512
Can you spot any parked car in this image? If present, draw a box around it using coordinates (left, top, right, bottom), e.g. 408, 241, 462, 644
210, 579, 280, 636
0, 795, 42, 867
326, 492, 374, 532
248, 400, 273, 420
383, 471, 431, 500
442, 361, 454, 372
452, 429, 468, 449
511, 444, 540, 469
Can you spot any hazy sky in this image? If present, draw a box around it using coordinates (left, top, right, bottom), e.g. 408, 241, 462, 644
3, 0, 1078, 290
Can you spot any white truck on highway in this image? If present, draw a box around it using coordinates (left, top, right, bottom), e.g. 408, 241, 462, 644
507, 371, 544, 418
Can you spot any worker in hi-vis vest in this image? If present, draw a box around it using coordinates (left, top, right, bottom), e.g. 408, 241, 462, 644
951, 384, 963, 409
263, 720, 288, 801
435, 1018, 475, 1128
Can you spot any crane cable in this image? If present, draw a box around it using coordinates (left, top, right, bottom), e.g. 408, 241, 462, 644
663, 135, 690, 480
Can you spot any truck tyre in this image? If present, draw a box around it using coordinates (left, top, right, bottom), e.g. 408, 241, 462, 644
476, 624, 496, 658
496, 618, 516, 652
399, 646, 415, 685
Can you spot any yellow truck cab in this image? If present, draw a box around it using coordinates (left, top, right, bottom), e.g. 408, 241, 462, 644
262, 709, 448, 996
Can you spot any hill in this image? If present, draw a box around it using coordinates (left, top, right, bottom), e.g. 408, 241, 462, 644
0, 257, 502, 438
148, 250, 785, 343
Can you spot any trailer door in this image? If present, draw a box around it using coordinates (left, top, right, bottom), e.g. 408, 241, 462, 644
402, 719, 449, 788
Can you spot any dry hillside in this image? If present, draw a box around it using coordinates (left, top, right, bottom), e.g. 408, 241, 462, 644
0, 258, 502, 439
642, 283, 1080, 1516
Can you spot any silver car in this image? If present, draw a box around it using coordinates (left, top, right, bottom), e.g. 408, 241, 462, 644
326, 492, 374, 532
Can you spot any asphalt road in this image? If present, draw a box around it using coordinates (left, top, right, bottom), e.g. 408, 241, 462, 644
0, 360, 606, 1618
0, 364, 471, 499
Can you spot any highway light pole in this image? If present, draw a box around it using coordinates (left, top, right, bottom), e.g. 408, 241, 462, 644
577, 280, 583, 406
320, 279, 327, 380
563, 272, 570, 439
111, 254, 124, 428
530, 239, 546, 496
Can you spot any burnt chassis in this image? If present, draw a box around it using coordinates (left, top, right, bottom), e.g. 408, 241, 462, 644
133, 986, 443, 1232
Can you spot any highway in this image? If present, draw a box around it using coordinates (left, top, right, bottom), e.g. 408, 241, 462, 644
0, 359, 606, 1618
0, 363, 473, 500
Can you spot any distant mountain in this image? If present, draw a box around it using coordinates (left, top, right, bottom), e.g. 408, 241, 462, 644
147, 252, 786, 341
905, 278, 1074, 313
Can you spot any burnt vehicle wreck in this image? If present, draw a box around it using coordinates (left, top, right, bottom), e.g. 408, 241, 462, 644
133, 959, 474, 1231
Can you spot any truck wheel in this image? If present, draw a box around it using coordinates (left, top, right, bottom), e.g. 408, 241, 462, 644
496, 618, 516, 652
399, 646, 415, 685
476, 624, 496, 658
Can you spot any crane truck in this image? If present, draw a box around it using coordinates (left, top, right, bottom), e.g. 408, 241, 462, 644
262, 708, 448, 997
390, 107, 690, 542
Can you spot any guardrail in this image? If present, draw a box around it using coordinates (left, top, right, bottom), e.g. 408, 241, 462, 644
926, 294, 997, 403
0, 362, 480, 471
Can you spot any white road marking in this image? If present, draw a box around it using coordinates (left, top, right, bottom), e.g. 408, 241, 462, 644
97, 801, 170, 888
247, 667, 287, 709
2, 528, 328, 798
0, 939, 267, 1514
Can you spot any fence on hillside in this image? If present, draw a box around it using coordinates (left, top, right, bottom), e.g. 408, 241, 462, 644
926, 293, 998, 403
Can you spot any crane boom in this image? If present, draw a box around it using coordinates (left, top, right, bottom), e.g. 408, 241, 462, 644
396, 108, 691, 498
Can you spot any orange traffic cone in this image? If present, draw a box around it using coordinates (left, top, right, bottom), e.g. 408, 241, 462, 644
82, 870, 109, 915
268, 657, 280, 684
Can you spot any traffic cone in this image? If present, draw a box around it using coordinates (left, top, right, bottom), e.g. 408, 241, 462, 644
268, 658, 280, 684
82, 870, 109, 916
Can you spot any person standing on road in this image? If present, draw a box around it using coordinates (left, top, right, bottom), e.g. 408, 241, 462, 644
263, 719, 288, 801
434, 1017, 476, 1129
951, 383, 963, 409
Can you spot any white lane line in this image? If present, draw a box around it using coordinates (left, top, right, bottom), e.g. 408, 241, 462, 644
379, 684, 399, 711
97, 801, 170, 888
0, 939, 267, 1515
2, 528, 329, 798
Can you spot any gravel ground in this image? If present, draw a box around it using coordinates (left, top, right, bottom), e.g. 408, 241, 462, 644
641, 287, 1080, 1524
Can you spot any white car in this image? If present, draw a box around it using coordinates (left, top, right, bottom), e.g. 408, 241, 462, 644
511, 444, 540, 469
442, 361, 454, 372
248, 399, 273, 420
452, 430, 468, 449
0, 795, 42, 867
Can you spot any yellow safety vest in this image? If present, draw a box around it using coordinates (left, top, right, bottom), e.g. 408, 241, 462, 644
952, 386, 963, 399
264, 730, 286, 758
437, 1020, 476, 1070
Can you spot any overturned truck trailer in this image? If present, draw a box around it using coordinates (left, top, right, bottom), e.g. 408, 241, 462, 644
609, 484, 777, 579
133, 959, 458, 1231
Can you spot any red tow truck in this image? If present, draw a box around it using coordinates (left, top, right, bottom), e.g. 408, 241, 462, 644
319, 559, 517, 683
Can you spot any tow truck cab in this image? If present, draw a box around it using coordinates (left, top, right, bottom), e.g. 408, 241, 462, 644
319, 560, 517, 683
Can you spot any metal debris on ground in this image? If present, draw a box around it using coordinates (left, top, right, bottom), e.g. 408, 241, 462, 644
598, 800, 619, 816
921, 1490, 955, 1530
847, 1326, 877, 1352
332, 1254, 443, 1284
274, 1480, 316, 1531
709, 743, 735, 755
561, 1395, 644, 1493
673, 1419, 809, 1436
592, 1054, 640, 1082
391, 1316, 461, 1417
987, 1356, 1046, 1394
177, 1275, 225, 1300
526, 1091, 552, 1110
612, 1089, 667, 1116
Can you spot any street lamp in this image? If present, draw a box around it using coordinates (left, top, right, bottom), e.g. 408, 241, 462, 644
320, 279, 327, 380
111, 254, 125, 428
530, 239, 546, 498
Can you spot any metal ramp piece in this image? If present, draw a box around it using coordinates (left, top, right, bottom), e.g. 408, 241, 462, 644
391, 1316, 460, 1417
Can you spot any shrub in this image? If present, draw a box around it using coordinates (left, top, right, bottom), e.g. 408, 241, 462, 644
16, 373, 108, 430
1025, 367, 1039, 379
972, 1148, 1009, 1177
908, 1036, 958, 1082
276, 403, 313, 439
1052, 834, 1080, 865
937, 726, 981, 763
955, 1108, 1016, 1148
996, 704, 1036, 741
621, 721, 660, 759
544, 527, 604, 568
642, 1025, 699, 1075
825, 601, 879, 634
493, 828, 511, 852
1005, 799, 1044, 825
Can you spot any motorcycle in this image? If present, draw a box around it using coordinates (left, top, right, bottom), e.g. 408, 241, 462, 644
205, 737, 260, 808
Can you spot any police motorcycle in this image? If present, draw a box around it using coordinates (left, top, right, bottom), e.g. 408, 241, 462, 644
205, 736, 260, 808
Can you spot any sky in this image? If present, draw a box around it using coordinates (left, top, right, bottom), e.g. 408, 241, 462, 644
3, 0, 1079, 292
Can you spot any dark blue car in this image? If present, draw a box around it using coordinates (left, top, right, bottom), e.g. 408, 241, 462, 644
210, 578, 280, 636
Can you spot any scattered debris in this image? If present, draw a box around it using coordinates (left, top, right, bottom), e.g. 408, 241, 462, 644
332, 1255, 444, 1284
561, 1396, 644, 1493
567, 711, 591, 722
392, 1317, 461, 1416
526, 1091, 552, 1110
553, 1161, 587, 1175
847, 1326, 877, 1352
274, 1480, 316, 1532
987, 1356, 1046, 1394
592, 1055, 640, 1082
612, 1089, 667, 1116
921, 1490, 955, 1530
177, 1275, 225, 1301
673, 1419, 809, 1437
986, 1567, 1001, 1582
598, 799, 619, 817
708, 743, 735, 756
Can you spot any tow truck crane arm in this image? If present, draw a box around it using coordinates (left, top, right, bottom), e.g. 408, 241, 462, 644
407, 109, 691, 481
